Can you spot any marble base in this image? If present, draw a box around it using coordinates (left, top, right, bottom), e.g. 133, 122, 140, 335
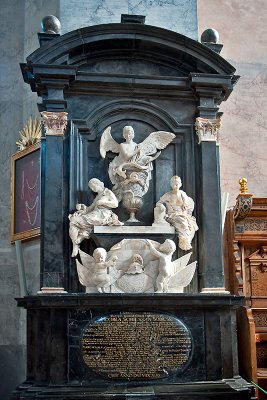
94, 226, 175, 234
12, 294, 254, 400
38, 287, 68, 294
201, 287, 230, 294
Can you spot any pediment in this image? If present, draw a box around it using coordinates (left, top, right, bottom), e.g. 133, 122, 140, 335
26, 23, 236, 77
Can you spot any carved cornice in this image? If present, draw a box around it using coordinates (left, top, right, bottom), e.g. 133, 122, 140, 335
41, 111, 68, 136
195, 117, 221, 145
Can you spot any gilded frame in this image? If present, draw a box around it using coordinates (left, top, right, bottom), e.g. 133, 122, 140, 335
10, 142, 41, 242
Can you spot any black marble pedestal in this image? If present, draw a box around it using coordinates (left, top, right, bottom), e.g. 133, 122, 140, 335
11, 294, 256, 400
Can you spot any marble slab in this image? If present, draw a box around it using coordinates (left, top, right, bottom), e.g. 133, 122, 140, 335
94, 225, 175, 234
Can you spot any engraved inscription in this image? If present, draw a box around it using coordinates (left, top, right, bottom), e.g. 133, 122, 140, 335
81, 312, 192, 380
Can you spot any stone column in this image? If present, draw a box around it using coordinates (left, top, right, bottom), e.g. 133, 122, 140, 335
195, 117, 228, 293
39, 111, 68, 294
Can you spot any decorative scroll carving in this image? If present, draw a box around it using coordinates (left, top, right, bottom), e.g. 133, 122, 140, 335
244, 218, 267, 231
41, 111, 68, 136
195, 117, 221, 144
234, 195, 253, 220
16, 117, 42, 151
233, 178, 253, 220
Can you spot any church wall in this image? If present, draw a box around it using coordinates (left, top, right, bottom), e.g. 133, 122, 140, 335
0, 2, 59, 399
198, 0, 267, 206
60, 0, 198, 39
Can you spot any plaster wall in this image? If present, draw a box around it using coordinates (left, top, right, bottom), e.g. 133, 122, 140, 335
0, 2, 59, 399
60, 0, 198, 39
198, 0, 267, 206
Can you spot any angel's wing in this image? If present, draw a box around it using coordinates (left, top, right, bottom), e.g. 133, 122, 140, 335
76, 259, 94, 287
79, 250, 95, 269
171, 252, 192, 276
100, 126, 120, 158
138, 131, 175, 156
169, 261, 197, 288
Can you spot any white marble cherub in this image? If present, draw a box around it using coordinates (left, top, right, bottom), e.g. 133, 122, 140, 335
146, 239, 177, 293
76, 248, 118, 293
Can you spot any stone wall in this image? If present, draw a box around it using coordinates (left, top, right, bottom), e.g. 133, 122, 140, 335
198, 0, 267, 206
0, 2, 59, 399
60, 0, 198, 38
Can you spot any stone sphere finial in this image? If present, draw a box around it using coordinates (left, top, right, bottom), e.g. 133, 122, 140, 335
201, 28, 219, 44
41, 15, 61, 34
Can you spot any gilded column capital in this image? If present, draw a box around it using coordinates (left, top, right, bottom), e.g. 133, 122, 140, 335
195, 117, 221, 145
41, 111, 68, 136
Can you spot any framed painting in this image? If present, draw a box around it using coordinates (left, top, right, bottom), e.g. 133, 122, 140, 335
10, 142, 41, 242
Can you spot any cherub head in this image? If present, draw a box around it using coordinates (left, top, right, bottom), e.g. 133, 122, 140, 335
123, 126, 135, 142
159, 239, 176, 254
93, 247, 107, 263
88, 178, 104, 193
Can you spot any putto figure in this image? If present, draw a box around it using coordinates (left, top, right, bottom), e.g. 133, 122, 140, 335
76, 248, 118, 293
100, 125, 175, 222
146, 239, 176, 293
154, 176, 198, 251
69, 178, 122, 257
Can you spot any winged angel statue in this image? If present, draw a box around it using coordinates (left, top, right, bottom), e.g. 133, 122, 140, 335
100, 126, 175, 222
76, 239, 197, 293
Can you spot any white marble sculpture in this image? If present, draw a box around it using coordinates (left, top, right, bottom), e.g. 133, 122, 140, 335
76, 238, 196, 293
100, 125, 175, 222
154, 176, 198, 251
76, 247, 118, 293
69, 178, 123, 257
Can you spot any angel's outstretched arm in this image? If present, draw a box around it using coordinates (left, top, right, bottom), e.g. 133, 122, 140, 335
146, 240, 161, 258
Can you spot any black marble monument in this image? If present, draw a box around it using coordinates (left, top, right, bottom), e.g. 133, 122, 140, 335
12, 17, 255, 399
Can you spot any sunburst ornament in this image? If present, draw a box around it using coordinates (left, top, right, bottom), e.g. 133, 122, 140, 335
16, 117, 42, 151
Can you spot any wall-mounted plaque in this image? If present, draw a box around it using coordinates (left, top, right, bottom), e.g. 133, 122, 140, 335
10, 142, 41, 242
81, 312, 192, 380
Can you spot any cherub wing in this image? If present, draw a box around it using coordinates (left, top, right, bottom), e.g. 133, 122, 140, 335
138, 131, 175, 156
76, 260, 94, 287
169, 261, 197, 288
76, 250, 95, 287
171, 252, 192, 276
100, 126, 120, 158
79, 250, 95, 269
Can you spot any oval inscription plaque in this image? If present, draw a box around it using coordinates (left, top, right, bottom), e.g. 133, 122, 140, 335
81, 312, 192, 380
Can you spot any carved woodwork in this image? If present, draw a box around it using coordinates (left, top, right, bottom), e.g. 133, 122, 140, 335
224, 197, 267, 399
